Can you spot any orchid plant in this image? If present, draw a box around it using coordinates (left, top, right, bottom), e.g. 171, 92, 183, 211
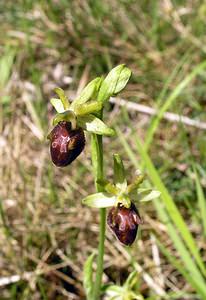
48, 65, 160, 300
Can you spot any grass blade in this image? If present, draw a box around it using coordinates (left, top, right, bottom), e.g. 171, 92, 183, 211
145, 60, 206, 150
194, 168, 206, 237
156, 239, 206, 298
0, 47, 16, 88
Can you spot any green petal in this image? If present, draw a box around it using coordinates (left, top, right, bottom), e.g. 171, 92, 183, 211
54, 87, 70, 110
50, 98, 65, 113
127, 174, 145, 194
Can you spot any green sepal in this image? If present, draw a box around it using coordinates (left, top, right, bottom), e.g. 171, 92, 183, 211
83, 252, 95, 300
54, 87, 70, 110
97, 64, 132, 103
77, 114, 115, 136
82, 192, 116, 208
113, 154, 127, 191
50, 98, 65, 113
71, 77, 103, 108
52, 110, 76, 129
74, 101, 102, 116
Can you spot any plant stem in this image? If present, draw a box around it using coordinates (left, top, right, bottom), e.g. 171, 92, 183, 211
91, 133, 106, 300
94, 207, 106, 299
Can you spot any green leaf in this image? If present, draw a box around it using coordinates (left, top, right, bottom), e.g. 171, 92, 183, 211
82, 192, 116, 208
50, 98, 65, 113
54, 87, 70, 110
77, 114, 115, 136
98, 64, 131, 103
74, 101, 102, 116
113, 154, 127, 191
137, 188, 161, 202
83, 252, 95, 299
71, 77, 103, 108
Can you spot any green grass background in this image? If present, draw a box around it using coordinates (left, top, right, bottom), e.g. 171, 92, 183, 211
0, 1, 206, 299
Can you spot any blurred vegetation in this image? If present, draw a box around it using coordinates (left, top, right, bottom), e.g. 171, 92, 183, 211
0, 0, 206, 299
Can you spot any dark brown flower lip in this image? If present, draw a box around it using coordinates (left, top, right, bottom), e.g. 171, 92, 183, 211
107, 203, 142, 246
49, 121, 85, 167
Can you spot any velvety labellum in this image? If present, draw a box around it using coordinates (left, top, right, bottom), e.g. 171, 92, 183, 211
107, 203, 142, 246
49, 121, 85, 167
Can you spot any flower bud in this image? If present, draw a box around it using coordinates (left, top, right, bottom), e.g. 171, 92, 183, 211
107, 203, 142, 246
49, 121, 85, 167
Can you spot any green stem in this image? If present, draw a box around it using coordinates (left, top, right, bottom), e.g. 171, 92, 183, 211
91, 133, 106, 300
94, 207, 106, 299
